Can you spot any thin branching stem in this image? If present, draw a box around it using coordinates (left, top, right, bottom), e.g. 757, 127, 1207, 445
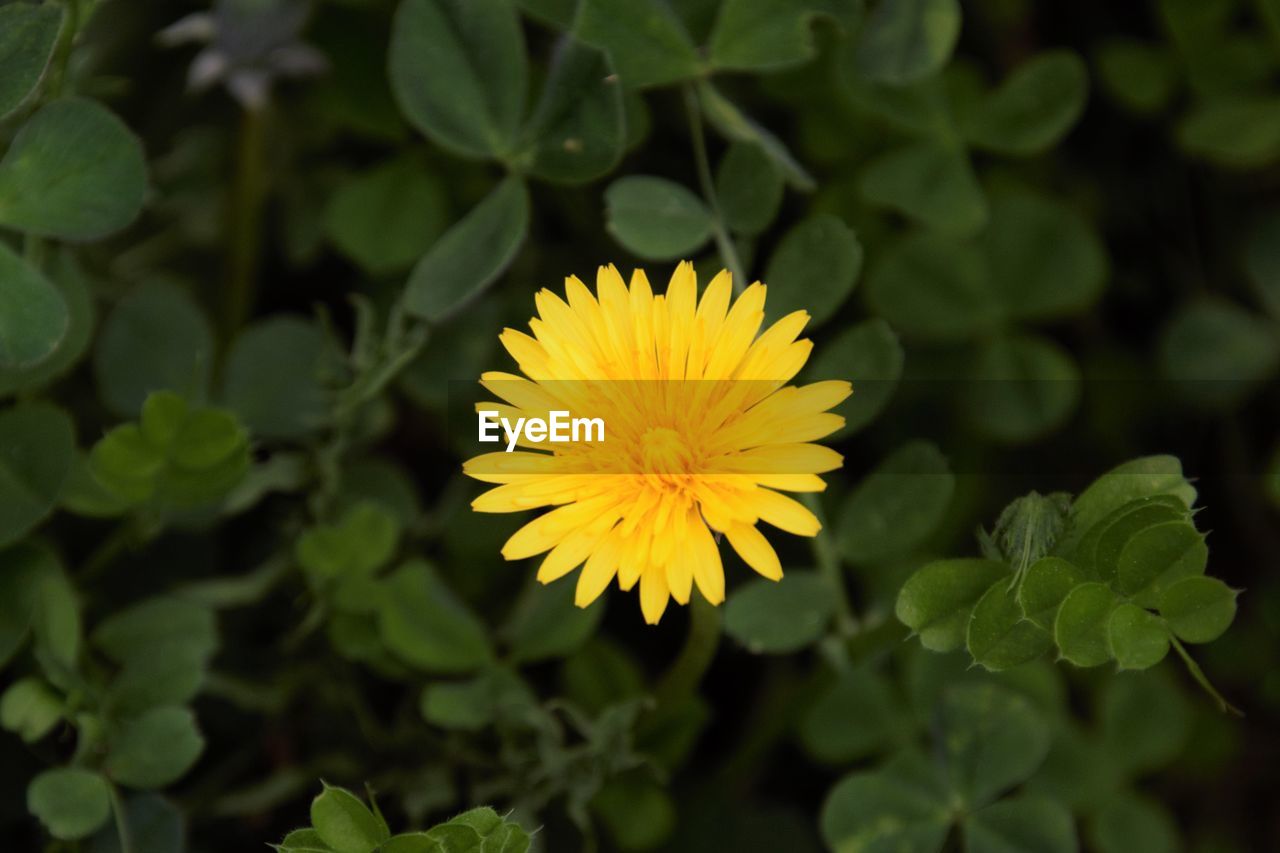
682, 84, 746, 294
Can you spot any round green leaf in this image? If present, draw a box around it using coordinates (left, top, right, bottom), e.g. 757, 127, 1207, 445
763, 214, 862, 326
523, 39, 625, 185
852, 0, 961, 85
323, 157, 448, 275
1053, 581, 1118, 668
93, 597, 218, 665
965, 333, 1080, 444
0, 252, 95, 397
575, 0, 701, 89
724, 572, 834, 654
33, 559, 81, 669
389, 0, 528, 159
1157, 575, 1238, 644
104, 707, 205, 789
804, 318, 904, 438
1082, 497, 1187, 582
716, 142, 784, 236
1016, 557, 1083, 631
1095, 39, 1177, 115
967, 580, 1053, 671
0, 401, 75, 547
0, 4, 62, 119
961, 51, 1088, 155
420, 668, 534, 731
938, 684, 1051, 807
403, 176, 529, 322
840, 441, 954, 563
1114, 521, 1207, 604
504, 578, 605, 664
27, 768, 111, 841
93, 280, 214, 417
1160, 298, 1280, 409
859, 139, 987, 235
821, 756, 952, 853
867, 231, 999, 341
800, 665, 904, 764
1107, 603, 1170, 670
1177, 95, 1280, 168
1059, 456, 1197, 556
963, 796, 1076, 853
222, 316, 333, 439
709, 0, 860, 73
311, 784, 390, 853
896, 558, 1008, 652
984, 191, 1108, 322
0, 242, 67, 368
376, 561, 493, 672
603, 175, 712, 261
0, 676, 62, 742
0, 98, 147, 240
592, 775, 676, 851
0, 542, 60, 667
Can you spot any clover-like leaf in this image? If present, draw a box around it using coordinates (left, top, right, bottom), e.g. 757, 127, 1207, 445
0, 4, 63, 119
763, 214, 862, 326
960, 51, 1089, 155
604, 175, 712, 261
840, 441, 955, 563
576, 0, 701, 89
724, 572, 834, 654
1107, 603, 1170, 670
1157, 576, 1238, 644
28, 768, 111, 841
967, 580, 1053, 672
897, 558, 1009, 652
1053, 582, 1118, 668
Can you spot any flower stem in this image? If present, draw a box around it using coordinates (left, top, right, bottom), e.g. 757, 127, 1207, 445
682, 85, 746, 294
225, 105, 268, 335
802, 494, 858, 637
108, 782, 134, 853
654, 594, 721, 707
1170, 635, 1242, 716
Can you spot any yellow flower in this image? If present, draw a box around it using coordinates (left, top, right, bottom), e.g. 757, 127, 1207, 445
464, 262, 851, 624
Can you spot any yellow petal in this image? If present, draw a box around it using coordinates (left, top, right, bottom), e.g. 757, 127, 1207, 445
725, 523, 783, 580
754, 489, 821, 536
640, 566, 670, 624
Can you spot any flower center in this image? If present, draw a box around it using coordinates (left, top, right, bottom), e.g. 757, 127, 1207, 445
639, 427, 696, 476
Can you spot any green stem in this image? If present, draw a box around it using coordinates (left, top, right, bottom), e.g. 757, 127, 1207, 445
225, 105, 268, 335
682, 84, 746, 294
49, 0, 81, 99
77, 521, 137, 582
108, 782, 134, 853
1170, 635, 1242, 716
802, 494, 858, 637
654, 594, 722, 707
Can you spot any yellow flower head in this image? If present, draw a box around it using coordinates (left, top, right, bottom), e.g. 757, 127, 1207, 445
464, 262, 851, 624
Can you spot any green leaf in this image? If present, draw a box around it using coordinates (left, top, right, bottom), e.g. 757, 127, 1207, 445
1061, 456, 1197, 555
966, 580, 1053, 671
420, 667, 535, 731
960, 51, 1088, 155
388, 0, 528, 159
104, 707, 205, 789
965, 333, 1081, 444
223, 316, 333, 439
1158, 576, 1238, 644
0, 401, 74, 547
522, 38, 625, 184
1177, 95, 1280, 168
435, 807, 529, 852
311, 784, 390, 853
0, 242, 67, 368
821, 754, 951, 853
984, 191, 1108, 322
867, 231, 998, 341
804, 318, 903, 438
604, 175, 712, 260
963, 796, 1076, 853
593, 775, 676, 851
0, 542, 58, 669
377, 561, 493, 672
800, 665, 904, 763
1081, 497, 1187, 582
107, 648, 207, 716
1016, 557, 1083, 631
0, 98, 147, 240
1160, 298, 1280, 409
28, 768, 111, 841
763, 214, 862, 326
937, 684, 1051, 807
323, 157, 448, 274
1089, 792, 1179, 853
93, 281, 214, 417
0, 676, 62, 742
696, 81, 816, 190
297, 502, 401, 585
403, 176, 529, 322
1107, 603, 1170, 670
708, 0, 861, 72
1115, 521, 1207, 605
1053, 582, 1118, 668
1094, 39, 1177, 115
716, 142, 784, 236
89, 794, 184, 853
503, 577, 604, 664
724, 571, 834, 654
896, 559, 1009, 652
93, 596, 218, 665
859, 139, 987, 235
839, 441, 955, 563
852, 0, 961, 85
0, 3, 62, 119
575, 0, 701, 89
0, 252, 96, 397
277, 827, 332, 852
